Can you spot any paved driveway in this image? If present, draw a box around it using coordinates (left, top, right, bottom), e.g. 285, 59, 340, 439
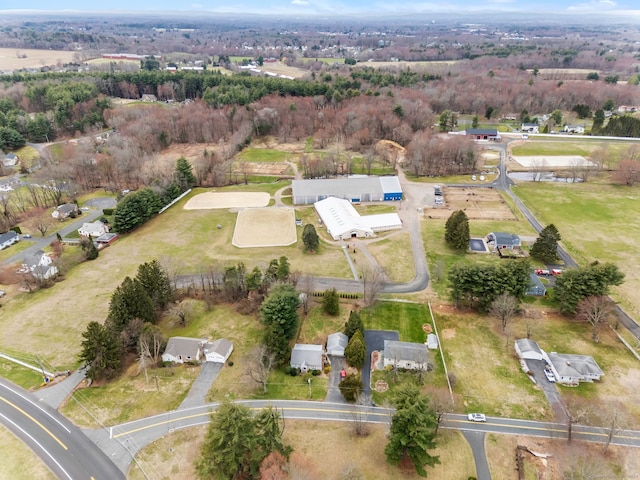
178, 362, 222, 410
525, 358, 567, 421
325, 355, 347, 403
362, 330, 399, 397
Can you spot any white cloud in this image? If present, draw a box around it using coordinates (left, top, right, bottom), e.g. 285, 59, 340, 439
567, 0, 617, 10
291, 0, 310, 4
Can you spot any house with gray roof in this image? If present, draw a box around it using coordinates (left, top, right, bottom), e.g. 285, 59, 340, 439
162, 336, 234, 364
290, 344, 323, 372
514, 338, 545, 361
203, 338, 233, 364
486, 232, 521, 251
52, 203, 79, 220
547, 352, 604, 385
527, 273, 547, 297
2, 152, 18, 167
0, 230, 19, 250
383, 340, 430, 371
21, 250, 58, 280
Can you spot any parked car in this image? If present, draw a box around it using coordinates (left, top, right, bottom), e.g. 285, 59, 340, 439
544, 370, 556, 383
551, 269, 563, 275
535, 269, 550, 276
0, 290, 5, 298
468, 413, 487, 422
22, 233, 32, 239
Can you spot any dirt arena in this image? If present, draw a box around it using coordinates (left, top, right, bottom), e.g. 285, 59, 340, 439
232, 207, 297, 248
237, 162, 290, 176
424, 187, 517, 220
184, 192, 270, 210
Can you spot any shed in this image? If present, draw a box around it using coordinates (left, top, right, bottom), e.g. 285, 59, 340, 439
383, 340, 429, 371
514, 338, 545, 361
465, 128, 500, 141
526, 273, 547, 296
203, 338, 233, 363
290, 344, 323, 372
326, 332, 349, 357
2, 153, 18, 167
426, 334, 439, 350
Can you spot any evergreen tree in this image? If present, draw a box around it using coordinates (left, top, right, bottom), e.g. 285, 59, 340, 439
78, 321, 121, 381
276, 256, 290, 281
175, 157, 197, 191
106, 277, 156, 332
302, 224, 320, 252
344, 310, 364, 339
345, 330, 366, 368
113, 188, 163, 233
385, 384, 440, 477
530, 224, 561, 263
444, 210, 470, 250
80, 238, 99, 260
245, 266, 263, 292
261, 284, 299, 338
322, 288, 340, 316
339, 373, 363, 402
554, 262, 624, 314
136, 260, 172, 310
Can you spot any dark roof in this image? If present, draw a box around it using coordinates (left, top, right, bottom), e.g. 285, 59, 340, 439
489, 232, 520, 246
466, 129, 499, 136
56, 203, 78, 214
0, 230, 18, 243
527, 273, 547, 296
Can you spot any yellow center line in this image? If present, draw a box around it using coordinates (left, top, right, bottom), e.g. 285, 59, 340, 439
115, 407, 390, 438
0, 396, 67, 450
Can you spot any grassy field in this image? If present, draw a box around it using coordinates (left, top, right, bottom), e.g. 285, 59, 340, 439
511, 138, 635, 163
514, 181, 640, 314
129, 421, 475, 480
235, 148, 289, 163
363, 302, 430, 343
366, 232, 416, 283
0, 425, 56, 480
0, 47, 77, 69
0, 359, 46, 389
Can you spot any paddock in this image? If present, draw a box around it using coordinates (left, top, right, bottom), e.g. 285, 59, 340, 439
232, 207, 297, 248
424, 187, 517, 221
183, 191, 270, 210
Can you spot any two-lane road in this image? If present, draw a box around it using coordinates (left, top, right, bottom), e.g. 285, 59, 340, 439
0, 379, 124, 480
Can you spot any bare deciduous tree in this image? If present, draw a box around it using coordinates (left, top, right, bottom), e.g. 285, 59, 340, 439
489, 292, 520, 331
299, 275, 315, 315
576, 295, 614, 343
245, 345, 275, 394
168, 300, 194, 328
360, 265, 385, 307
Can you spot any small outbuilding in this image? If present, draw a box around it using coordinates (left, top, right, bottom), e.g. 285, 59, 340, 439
203, 338, 234, 364
465, 128, 500, 141
383, 340, 430, 371
514, 338, 545, 361
426, 333, 439, 350
526, 273, 547, 297
2, 153, 18, 167
326, 332, 349, 357
290, 344, 323, 372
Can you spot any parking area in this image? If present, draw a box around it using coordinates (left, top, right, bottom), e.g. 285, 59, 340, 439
525, 358, 567, 421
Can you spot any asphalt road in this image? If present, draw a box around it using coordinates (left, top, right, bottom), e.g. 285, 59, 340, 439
0, 378, 124, 480
462, 430, 491, 480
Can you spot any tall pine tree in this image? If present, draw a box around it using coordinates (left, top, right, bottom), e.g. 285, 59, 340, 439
444, 210, 470, 250
530, 224, 561, 263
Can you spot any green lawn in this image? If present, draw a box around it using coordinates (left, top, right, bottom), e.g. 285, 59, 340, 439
252, 369, 328, 401
235, 148, 289, 163
0, 359, 46, 389
0, 426, 56, 480
362, 302, 429, 343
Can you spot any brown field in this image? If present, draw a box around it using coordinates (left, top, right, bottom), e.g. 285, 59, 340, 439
424, 187, 517, 220
232, 207, 297, 248
237, 162, 290, 175
184, 191, 270, 210
359, 60, 459, 69
256, 61, 309, 79
129, 422, 475, 480
0, 48, 77, 69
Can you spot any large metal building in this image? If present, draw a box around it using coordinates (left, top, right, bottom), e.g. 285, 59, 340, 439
292, 176, 402, 205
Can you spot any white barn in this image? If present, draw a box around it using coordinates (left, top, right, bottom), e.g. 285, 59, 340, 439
314, 197, 402, 240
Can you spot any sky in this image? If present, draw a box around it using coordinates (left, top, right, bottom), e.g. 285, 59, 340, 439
1, 0, 639, 16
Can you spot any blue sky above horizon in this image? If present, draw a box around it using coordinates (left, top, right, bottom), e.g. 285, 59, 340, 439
2, 0, 640, 16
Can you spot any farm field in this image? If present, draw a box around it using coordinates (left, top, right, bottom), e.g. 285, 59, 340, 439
424, 187, 517, 220
0, 47, 78, 69
514, 181, 640, 315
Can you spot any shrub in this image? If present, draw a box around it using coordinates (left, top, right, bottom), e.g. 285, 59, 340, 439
10, 226, 21, 234
103, 208, 114, 215
227, 361, 234, 366
324, 366, 332, 374
311, 369, 321, 376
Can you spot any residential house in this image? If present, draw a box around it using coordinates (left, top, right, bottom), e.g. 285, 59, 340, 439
563, 124, 585, 134
326, 332, 349, 357
486, 232, 521, 251
290, 344, 323, 372
383, 340, 430, 371
465, 128, 500, 141
547, 352, 604, 385
2, 153, 18, 167
0, 231, 19, 250
21, 250, 58, 280
78, 221, 109, 238
521, 123, 539, 134
52, 203, 79, 220
618, 105, 638, 113
162, 336, 234, 364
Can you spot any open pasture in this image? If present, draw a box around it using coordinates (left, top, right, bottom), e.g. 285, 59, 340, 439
512, 155, 593, 168
0, 48, 78, 69
424, 187, 517, 221
183, 191, 270, 209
